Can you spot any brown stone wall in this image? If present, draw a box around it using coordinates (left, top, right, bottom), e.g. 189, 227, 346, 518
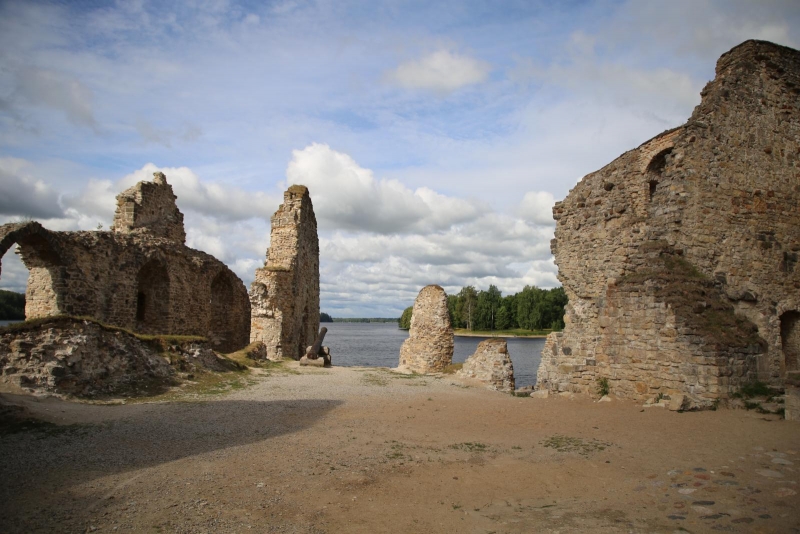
537, 40, 800, 402
0, 317, 238, 397
0, 174, 250, 353
112, 172, 186, 243
250, 185, 320, 360
398, 285, 454, 373
457, 338, 515, 392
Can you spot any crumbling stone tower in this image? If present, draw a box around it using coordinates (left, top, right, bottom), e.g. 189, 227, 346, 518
250, 185, 320, 360
0, 172, 251, 352
398, 285, 454, 373
536, 40, 800, 405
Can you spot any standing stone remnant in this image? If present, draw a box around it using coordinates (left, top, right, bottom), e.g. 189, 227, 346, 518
398, 285, 453, 373
0, 172, 250, 352
457, 338, 515, 392
250, 185, 320, 360
535, 40, 800, 405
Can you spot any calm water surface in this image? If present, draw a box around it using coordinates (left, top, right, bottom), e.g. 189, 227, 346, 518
0, 320, 544, 387
323, 322, 543, 388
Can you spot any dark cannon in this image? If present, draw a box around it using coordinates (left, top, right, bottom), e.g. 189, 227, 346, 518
301, 327, 331, 366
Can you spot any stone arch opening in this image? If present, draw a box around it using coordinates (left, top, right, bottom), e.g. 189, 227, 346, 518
0, 224, 65, 319
780, 310, 800, 374
135, 259, 169, 334
646, 147, 673, 202
209, 271, 238, 352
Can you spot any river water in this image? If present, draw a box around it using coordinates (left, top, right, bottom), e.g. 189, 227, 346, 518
0, 320, 544, 387
323, 322, 543, 388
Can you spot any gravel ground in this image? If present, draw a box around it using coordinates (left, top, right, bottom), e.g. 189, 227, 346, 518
1, 363, 799, 533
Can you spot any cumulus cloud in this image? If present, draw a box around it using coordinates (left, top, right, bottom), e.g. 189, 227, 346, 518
0, 158, 64, 219
386, 50, 491, 94
518, 191, 556, 226
286, 143, 482, 234
64, 163, 280, 223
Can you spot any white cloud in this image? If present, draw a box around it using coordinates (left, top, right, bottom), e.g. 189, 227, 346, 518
386, 50, 490, 94
0, 158, 64, 219
518, 191, 556, 226
286, 143, 482, 234
0, 245, 29, 294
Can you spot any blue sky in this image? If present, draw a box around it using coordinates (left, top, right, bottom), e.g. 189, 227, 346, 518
1, 0, 798, 316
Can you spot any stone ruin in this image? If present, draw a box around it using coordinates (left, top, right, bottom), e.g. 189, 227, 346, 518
536, 40, 800, 406
249, 185, 320, 360
0, 172, 251, 353
457, 338, 515, 392
398, 285, 454, 373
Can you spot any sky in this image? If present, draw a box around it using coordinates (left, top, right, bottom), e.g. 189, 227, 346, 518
0, 0, 798, 317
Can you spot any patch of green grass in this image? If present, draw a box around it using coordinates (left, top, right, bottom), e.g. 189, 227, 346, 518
442, 363, 463, 374
449, 442, 488, 452
0, 315, 207, 345
732, 381, 773, 399
126, 371, 256, 403
596, 377, 610, 397
540, 435, 611, 457
362, 373, 389, 386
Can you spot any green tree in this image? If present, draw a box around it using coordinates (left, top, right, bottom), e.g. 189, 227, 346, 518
458, 286, 478, 330
495, 305, 511, 330
475, 284, 502, 330
319, 312, 333, 323
399, 306, 413, 330
0, 290, 25, 320
447, 294, 462, 328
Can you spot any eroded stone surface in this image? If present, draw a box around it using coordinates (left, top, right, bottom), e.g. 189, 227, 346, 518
249, 185, 320, 360
398, 285, 453, 373
536, 40, 800, 403
0, 317, 237, 397
0, 173, 250, 352
457, 338, 515, 392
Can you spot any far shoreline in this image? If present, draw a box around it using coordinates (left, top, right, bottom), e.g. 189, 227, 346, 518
453, 329, 550, 339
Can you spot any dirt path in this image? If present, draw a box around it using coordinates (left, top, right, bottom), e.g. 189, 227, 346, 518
1, 364, 798, 533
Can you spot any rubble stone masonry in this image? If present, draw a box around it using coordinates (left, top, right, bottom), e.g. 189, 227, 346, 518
398, 285, 454, 373
249, 185, 320, 360
536, 41, 800, 404
0, 173, 250, 353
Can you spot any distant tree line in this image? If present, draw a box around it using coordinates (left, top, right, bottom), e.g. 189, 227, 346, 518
399, 285, 567, 332
329, 317, 399, 323
320, 312, 333, 323
0, 290, 25, 320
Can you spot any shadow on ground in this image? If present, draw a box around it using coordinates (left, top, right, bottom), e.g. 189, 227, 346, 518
0, 395, 341, 533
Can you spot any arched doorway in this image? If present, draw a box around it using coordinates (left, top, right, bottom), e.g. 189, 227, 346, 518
0, 223, 65, 319
135, 259, 169, 334
781, 310, 800, 375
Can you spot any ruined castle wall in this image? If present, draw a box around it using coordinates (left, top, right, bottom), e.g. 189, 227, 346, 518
0, 174, 250, 353
250, 185, 320, 360
537, 41, 800, 402
112, 172, 186, 243
398, 285, 454, 373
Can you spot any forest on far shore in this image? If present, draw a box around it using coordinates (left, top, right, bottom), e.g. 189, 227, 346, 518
399, 285, 567, 332
0, 290, 25, 320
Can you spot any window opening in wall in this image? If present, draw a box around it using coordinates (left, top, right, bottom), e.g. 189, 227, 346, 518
646, 147, 673, 203
0, 245, 28, 324
781, 310, 800, 373
136, 292, 146, 321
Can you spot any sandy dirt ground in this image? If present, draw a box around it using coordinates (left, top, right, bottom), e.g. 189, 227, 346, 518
1, 363, 798, 534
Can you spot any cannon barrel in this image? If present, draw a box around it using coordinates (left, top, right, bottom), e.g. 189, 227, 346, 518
305, 327, 328, 359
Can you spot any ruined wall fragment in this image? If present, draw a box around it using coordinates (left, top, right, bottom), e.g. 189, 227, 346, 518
536, 40, 800, 403
398, 285, 454, 373
249, 185, 320, 360
457, 338, 515, 392
0, 173, 250, 352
